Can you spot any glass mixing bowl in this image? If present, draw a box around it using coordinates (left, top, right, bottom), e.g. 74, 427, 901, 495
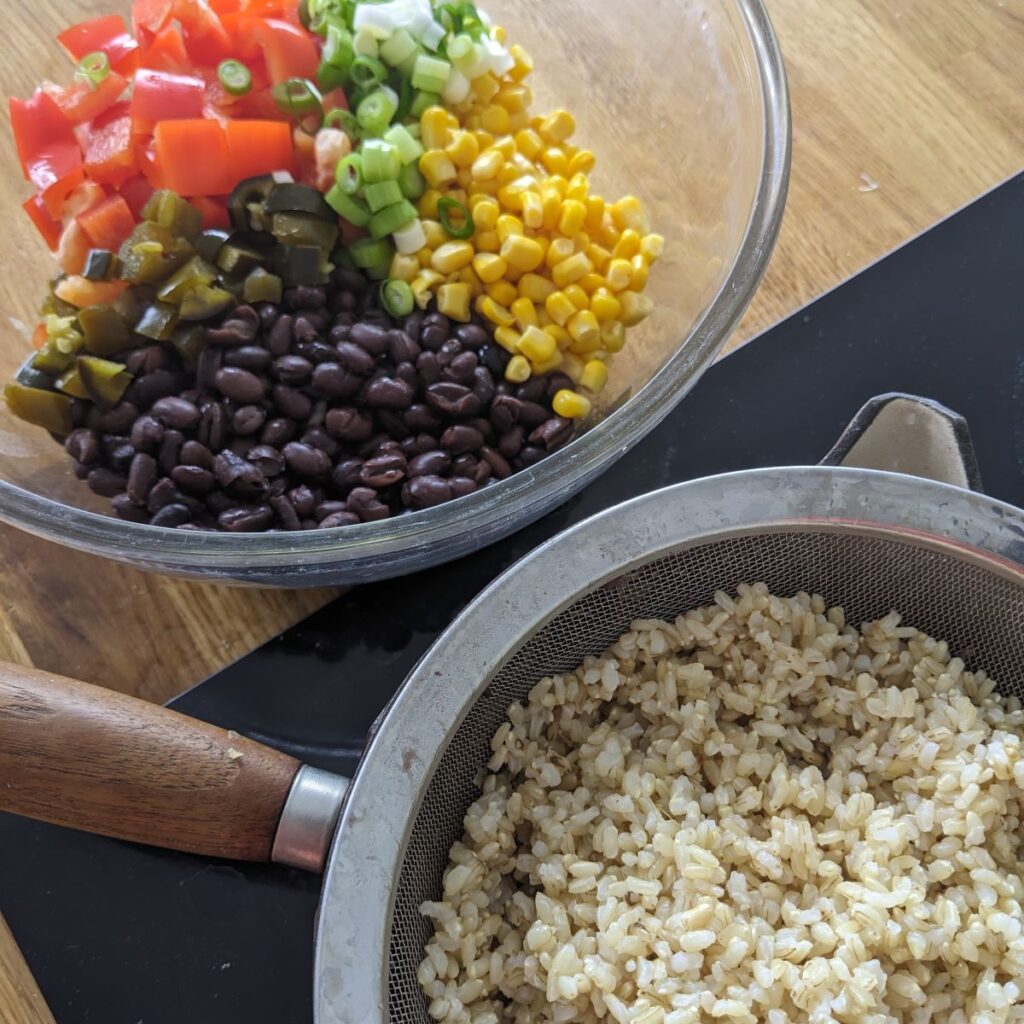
0, 0, 789, 586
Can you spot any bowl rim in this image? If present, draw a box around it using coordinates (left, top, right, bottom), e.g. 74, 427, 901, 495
0, 0, 791, 571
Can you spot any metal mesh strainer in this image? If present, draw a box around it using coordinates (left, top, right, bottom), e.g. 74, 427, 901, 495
317, 461, 1024, 1024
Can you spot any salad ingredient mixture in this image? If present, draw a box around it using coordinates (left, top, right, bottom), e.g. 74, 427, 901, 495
420, 585, 1024, 1024
6, 0, 661, 531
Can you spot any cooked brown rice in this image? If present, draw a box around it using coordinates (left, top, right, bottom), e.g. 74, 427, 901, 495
418, 584, 1024, 1024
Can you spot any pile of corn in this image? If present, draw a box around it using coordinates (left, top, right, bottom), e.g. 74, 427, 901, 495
390, 34, 662, 418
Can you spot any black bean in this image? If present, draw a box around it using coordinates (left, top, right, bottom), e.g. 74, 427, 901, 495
394, 362, 419, 389
420, 320, 449, 352
224, 346, 272, 372
314, 500, 349, 521
490, 394, 522, 433
127, 453, 158, 505
408, 450, 451, 477
207, 312, 258, 346
529, 416, 573, 451
455, 323, 488, 349
214, 367, 265, 403
334, 267, 367, 293
282, 441, 331, 479
516, 378, 547, 403
321, 406, 370, 442
319, 511, 361, 529
268, 354, 311, 386
328, 323, 351, 345
346, 486, 391, 521
247, 444, 285, 477
361, 308, 391, 329
416, 351, 442, 385
273, 384, 314, 420
449, 476, 476, 498
198, 403, 228, 451
545, 372, 574, 400
196, 347, 223, 391
470, 366, 495, 405
402, 311, 423, 341
518, 444, 546, 467
293, 314, 320, 344
336, 341, 376, 374
302, 426, 338, 456
451, 453, 477, 477
441, 424, 484, 454
267, 314, 294, 356
258, 418, 294, 448
87, 468, 127, 497
311, 362, 361, 399
388, 330, 420, 364
125, 370, 181, 411
478, 342, 508, 378
402, 474, 451, 509
228, 437, 256, 459
480, 445, 512, 479
297, 340, 338, 364
111, 493, 150, 522
470, 458, 492, 485
270, 494, 302, 530
224, 402, 257, 435
66, 428, 100, 465
72, 461, 91, 480
257, 302, 279, 332
499, 426, 525, 458
147, 502, 189, 527
330, 291, 356, 315
147, 477, 180, 512
127, 415, 163, 452
71, 398, 90, 429
363, 376, 414, 410
469, 416, 494, 440
377, 409, 412, 440
518, 400, 549, 428
437, 338, 463, 367
149, 396, 200, 431
360, 452, 407, 488
288, 485, 317, 517
218, 505, 274, 531
171, 464, 217, 495
180, 440, 213, 468
401, 433, 437, 456
205, 492, 239, 515
424, 382, 481, 418
286, 285, 326, 310
445, 351, 478, 384
350, 322, 390, 356
127, 345, 172, 376
405, 403, 442, 433
158, 429, 184, 475
95, 401, 140, 433
214, 450, 268, 497
108, 442, 136, 474
330, 458, 363, 495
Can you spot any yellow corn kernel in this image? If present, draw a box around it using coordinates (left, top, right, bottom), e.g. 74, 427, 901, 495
611, 195, 649, 233
514, 128, 543, 161
536, 307, 551, 327
619, 291, 654, 327
472, 73, 501, 104
417, 190, 443, 219
544, 323, 571, 348
505, 354, 531, 383
446, 131, 479, 168
496, 214, 524, 242
586, 244, 612, 271
455, 166, 473, 189
475, 230, 500, 253
539, 110, 576, 145
564, 284, 589, 311
510, 296, 538, 331
500, 234, 545, 273
579, 359, 608, 394
478, 295, 515, 327
416, 247, 433, 268
541, 189, 562, 232
497, 181, 532, 212
606, 258, 633, 292
530, 351, 564, 375
545, 290, 576, 327
579, 272, 605, 294
600, 220, 622, 249
630, 254, 649, 290
519, 273, 557, 303
545, 237, 574, 269
437, 282, 471, 322
472, 129, 495, 149
551, 252, 593, 289
558, 199, 587, 237
470, 194, 499, 220
540, 148, 569, 176
613, 229, 641, 261
420, 107, 452, 150
495, 84, 530, 114
506, 110, 530, 134
518, 324, 556, 363
546, 175, 569, 198
471, 149, 504, 181
420, 219, 447, 249
521, 190, 544, 229
590, 289, 622, 323
431, 241, 475, 274
560, 352, 584, 384
389, 253, 420, 283
641, 233, 665, 262
508, 44, 533, 82
464, 112, 482, 131
498, 162, 522, 186
568, 150, 596, 176
411, 270, 444, 308
456, 265, 483, 294
480, 104, 511, 135
472, 252, 507, 284
601, 319, 626, 352
486, 280, 518, 307
584, 196, 606, 233
552, 388, 591, 419
565, 175, 589, 203
494, 324, 521, 353
419, 150, 457, 188
469, 177, 500, 197
490, 135, 514, 158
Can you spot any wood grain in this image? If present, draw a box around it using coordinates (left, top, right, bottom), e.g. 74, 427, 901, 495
0, 915, 55, 1024
0, 0, 1022, 706
0, 661, 300, 860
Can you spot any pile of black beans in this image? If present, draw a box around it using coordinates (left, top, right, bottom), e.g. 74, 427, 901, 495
64, 268, 576, 531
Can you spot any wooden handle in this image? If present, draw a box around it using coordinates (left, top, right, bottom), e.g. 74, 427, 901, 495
0, 915, 55, 1024
0, 662, 300, 861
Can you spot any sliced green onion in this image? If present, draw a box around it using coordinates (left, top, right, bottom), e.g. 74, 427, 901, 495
394, 74, 414, 122
365, 260, 391, 281
357, 87, 398, 135
364, 180, 403, 213
217, 59, 252, 96
325, 184, 371, 227
361, 139, 401, 183
336, 153, 364, 195
318, 61, 348, 92
437, 197, 474, 240
323, 24, 355, 72
272, 77, 323, 116
409, 90, 441, 119
392, 218, 427, 255
447, 34, 474, 64
398, 163, 426, 200
381, 278, 414, 317
397, 43, 424, 79
349, 236, 394, 268
379, 28, 417, 67
298, 0, 312, 28
350, 54, 387, 89
325, 108, 361, 140
411, 54, 451, 92
368, 200, 417, 240
75, 51, 110, 89
353, 27, 379, 57
383, 124, 423, 166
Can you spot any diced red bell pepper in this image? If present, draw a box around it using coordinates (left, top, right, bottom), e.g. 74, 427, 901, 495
22, 195, 64, 250
253, 19, 319, 84
176, 0, 235, 65
77, 194, 137, 250
60, 181, 108, 223
225, 119, 295, 182
136, 138, 169, 190
244, 0, 304, 27
153, 119, 232, 195
55, 275, 131, 308
56, 220, 93, 275
57, 15, 140, 75
139, 24, 191, 71
9, 91, 77, 177
32, 323, 49, 350
117, 175, 157, 218
131, 69, 206, 130
209, 0, 241, 13
43, 71, 128, 127
190, 196, 230, 229
132, 0, 176, 40
84, 112, 139, 186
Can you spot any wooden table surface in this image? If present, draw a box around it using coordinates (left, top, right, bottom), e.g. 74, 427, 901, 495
1, 0, 1023, 705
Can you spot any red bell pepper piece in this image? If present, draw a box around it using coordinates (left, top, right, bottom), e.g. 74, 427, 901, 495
225, 119, 295, 182
153, 119, 232, 195
9, 91, 77, 177
189, 196, 230, 229
139, 24, 191, 71
131, 69, 205, 130
117, 176, 157, 218
253, 19, 319, 85
22, 195, 64, 250
176, 0, 235, 65
57, 15, 140, 74
76, 194, 137, 250
244, 0, 304, 27
83, 109, 139, 186
43, 71, 128, 127
209, 0, 241, 13
132, 0, 176, 40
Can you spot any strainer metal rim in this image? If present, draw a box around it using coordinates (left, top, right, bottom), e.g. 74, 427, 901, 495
314, 465, 1024, 1024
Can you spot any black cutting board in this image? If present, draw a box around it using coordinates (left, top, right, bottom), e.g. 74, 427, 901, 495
2, 172, 1023, 1024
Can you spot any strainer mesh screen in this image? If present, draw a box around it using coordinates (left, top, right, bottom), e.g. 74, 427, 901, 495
387, 527, 1024, 1022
